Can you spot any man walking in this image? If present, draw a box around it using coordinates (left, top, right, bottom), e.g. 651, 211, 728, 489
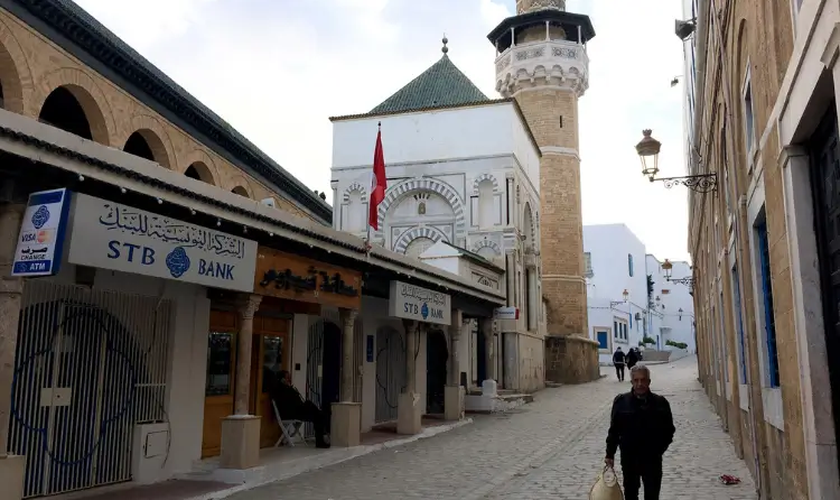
604, 365, 675, 500
612, 347, 626, 381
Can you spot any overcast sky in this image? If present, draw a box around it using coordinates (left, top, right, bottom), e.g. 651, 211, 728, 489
73, 0, 690, 262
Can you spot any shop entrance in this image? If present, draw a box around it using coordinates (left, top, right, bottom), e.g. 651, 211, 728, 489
201, 311, 290, 458
8, 281, 172, 498
425, 329, 448, 415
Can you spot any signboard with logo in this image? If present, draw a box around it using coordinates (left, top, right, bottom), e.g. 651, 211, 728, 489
12, 188, 72, 277
254, 246, 362, 310
494, 307, 519, 320
67, 194, 257, 292
388, 280, 451, 325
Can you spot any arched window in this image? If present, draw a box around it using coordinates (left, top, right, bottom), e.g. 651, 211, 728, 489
39, 86, 95, 140
477, 179, 495, 228
405, 237, 435, 258
343, 189, 366, 232
231, 186, 250, 198
185, 162, 216, 185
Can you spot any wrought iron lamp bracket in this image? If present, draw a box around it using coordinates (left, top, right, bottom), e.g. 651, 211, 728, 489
649, 173, 717, 193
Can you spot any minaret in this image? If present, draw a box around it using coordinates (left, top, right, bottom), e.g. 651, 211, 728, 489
488, 1, 596, 364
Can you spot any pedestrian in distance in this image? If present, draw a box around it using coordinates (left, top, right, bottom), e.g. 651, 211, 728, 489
612, 347, 626, 381
625, 347, 639, 370
604, 364, 675, 500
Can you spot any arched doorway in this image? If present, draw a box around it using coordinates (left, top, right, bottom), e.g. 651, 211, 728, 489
426, 329, 448, 415
38, 86, 107, 143
375, 327, 405, 423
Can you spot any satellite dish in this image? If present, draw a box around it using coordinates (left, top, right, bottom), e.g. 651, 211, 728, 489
675, 19, 696, 41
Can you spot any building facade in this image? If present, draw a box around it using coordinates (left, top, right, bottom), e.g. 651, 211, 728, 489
686, 0, 840, 497
0, 2, 507, 499
487, 0, 600, 384
583, 224, 696, 364
329, 46, 545, 392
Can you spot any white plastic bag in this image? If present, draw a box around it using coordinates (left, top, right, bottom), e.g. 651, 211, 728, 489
589, 465, 624, 500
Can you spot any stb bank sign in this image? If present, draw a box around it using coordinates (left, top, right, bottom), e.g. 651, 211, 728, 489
389, 280, 451, 326
67, 194, 257, 292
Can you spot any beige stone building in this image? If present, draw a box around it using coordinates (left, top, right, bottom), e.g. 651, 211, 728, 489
488, 0, 600, 382
686, 0, 840, 497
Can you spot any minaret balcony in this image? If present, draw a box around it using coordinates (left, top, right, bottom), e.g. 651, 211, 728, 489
494, 39, 589, 97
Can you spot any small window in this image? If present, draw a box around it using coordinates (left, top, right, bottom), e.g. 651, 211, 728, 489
628, 254, 634, 277
597, 330, 609, 350
743, 80, 756, 155
755, 219, 780, 387
584, 252, 593, 278
661, 289, 671, 295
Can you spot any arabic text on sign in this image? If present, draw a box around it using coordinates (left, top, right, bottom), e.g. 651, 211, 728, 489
98, 204, 247, 259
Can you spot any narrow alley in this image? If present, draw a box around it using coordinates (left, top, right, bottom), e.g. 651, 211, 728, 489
226, 358, 756, 500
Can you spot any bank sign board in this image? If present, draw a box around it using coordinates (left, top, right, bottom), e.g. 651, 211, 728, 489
11, 188, 72, 277
67, 194, 258, 292
388, 280, 451, 325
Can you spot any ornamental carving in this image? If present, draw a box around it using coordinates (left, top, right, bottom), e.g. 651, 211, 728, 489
515, 47, 545, 61
521, 0, 566, 12
552, 46, 578, 59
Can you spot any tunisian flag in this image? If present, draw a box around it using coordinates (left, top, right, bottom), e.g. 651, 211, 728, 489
369, 124, 387, 230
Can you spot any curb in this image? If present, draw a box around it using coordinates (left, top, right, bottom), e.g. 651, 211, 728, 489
192, 419, 474, 500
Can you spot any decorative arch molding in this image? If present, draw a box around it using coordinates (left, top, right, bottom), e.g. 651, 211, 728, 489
393, 225, 449, 254
473, 173, 500, 194
227, 175, 255, 198
120, 114, 175, 169
377, 177, 466, 243
0, 21, 29, 114
342, 182, 367, 202
473, 238, 501, 256
522, 201, 537, 250
34, 67, 116, 146
180, 148, 221, 184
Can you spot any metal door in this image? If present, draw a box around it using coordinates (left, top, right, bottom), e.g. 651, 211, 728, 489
375, 327, 405, 423
8, 281, 171, 498
808, 102, 840, 478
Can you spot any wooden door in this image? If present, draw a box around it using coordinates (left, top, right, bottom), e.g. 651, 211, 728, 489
251, 316, 291, 448
202, 310, 237, 458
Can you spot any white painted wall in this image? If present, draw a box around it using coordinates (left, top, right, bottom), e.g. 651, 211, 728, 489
584, 224, 649, 355
647, 256, 696, 353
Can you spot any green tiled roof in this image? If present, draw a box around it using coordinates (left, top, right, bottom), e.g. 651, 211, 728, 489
370, 55, 490, 114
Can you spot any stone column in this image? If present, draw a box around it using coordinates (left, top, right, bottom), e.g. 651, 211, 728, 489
444, 310, 465, 421
397, 319, 422, 434
0, 203, 25, 500
481, 318, 497, 385
220, 294, 262, 470
331, 308, 361, 447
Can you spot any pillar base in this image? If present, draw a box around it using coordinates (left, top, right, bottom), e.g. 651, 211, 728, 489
331, 402, 361, 447
397, 392, 423, 435
0, 455, 24, 500
444, 386, 465, 421
220, 415, 261, 470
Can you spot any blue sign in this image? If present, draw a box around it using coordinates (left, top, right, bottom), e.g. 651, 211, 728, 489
366, 335, 374, 363
12, 189, 72, 277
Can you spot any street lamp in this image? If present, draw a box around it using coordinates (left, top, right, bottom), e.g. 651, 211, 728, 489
610, 289, 630, 308
678, 307, 684, 321
635, 130, 717, 193
662, 259, 695, 287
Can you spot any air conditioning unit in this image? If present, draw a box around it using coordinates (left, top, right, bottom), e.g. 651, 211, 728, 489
260, 197, 276, 208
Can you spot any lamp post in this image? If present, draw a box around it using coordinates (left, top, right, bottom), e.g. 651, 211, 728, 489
678, 307, 684, 321
635, 130, 717, 193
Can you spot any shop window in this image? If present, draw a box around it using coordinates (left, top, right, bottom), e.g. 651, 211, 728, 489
206, 332, 234, 396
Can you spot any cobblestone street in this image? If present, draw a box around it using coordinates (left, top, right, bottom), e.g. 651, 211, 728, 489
227, 358, 757, 500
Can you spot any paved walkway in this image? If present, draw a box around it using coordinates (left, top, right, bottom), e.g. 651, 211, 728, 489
226, 357, 756, 499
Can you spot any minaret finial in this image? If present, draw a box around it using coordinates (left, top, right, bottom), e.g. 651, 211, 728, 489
441, 34, 449, 55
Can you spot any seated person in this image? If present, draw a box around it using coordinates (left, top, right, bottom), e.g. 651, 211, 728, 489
268, 370, 331, 448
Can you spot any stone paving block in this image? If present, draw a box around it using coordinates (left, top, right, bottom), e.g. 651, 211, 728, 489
225, 359, 757, 500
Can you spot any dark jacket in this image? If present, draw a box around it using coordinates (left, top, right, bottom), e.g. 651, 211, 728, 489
612, 350, 626, 364
626, 349, 639, 367
268, 378, 306, 420
605, 391, 675, 462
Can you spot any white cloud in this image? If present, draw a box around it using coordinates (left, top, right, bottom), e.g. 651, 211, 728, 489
71, 0, 690, 261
